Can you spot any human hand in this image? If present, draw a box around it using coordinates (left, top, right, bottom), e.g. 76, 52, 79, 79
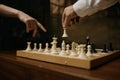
18, 11, 47, 37
62, 5, 79, 28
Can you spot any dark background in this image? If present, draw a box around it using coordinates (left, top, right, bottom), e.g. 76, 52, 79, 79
0, 0, 120, 50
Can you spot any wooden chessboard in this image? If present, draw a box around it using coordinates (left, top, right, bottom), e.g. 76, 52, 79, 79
16, 50, 120, 69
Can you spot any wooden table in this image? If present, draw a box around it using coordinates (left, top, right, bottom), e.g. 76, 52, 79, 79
0, 51, 120, 80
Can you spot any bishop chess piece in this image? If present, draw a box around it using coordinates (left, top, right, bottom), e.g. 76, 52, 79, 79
26, 42, 31, 51
62, 28, 68, 37
59, 40, 67, 56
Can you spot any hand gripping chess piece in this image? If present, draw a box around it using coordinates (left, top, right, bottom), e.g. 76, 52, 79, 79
62, 27, 68, 37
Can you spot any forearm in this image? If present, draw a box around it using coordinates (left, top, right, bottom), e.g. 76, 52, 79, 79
0, 4, 20, 18
73, 0, 118, 17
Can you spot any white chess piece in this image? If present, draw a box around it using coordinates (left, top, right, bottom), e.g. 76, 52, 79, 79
62, 28, 68, 37
26, 42, 31, 51
59, 40, 67, 56
86, 45, 93, 57
38, 43, 43, 52
77, 45, 81, 55
79, 44, 88, 59
51, 36, 58, 55
33, 43, 38, 51
66, 44, 70, 55
44, 43, 49, 53
70, 42, 78, 57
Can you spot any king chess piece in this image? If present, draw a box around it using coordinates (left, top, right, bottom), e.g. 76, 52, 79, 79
62, 28, 68, 37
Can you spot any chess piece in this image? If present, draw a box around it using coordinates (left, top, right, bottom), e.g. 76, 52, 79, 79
44, 43, 49, 53
91, 43, 97, 53
86, 45, 92, 56
66, 44, 70, 55
33, 43, 38, 51
26, 42, 31, 51
59, 40, 67, 56
108, 43, 114, 51
70, 42, 78, 57
102, 44, 108, 53
62, 28, 68, 37
51, 36, 58, 55
79, 44, 88, 59
77, 45, 81, 55
85, 36, 91, 53
38, 43, 43, 52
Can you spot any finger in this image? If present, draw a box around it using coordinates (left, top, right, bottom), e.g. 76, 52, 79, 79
64, 14, 71, 27
33, 27, 37, 37
37, 21, 47, 32
26, 21, 32, 33
32, 21, 37, 37
62, 11, 65, 27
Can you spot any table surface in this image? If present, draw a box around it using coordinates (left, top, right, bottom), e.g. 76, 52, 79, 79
0, 51, 120, 80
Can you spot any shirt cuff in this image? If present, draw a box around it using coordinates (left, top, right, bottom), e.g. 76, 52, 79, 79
73, 0, 91, 17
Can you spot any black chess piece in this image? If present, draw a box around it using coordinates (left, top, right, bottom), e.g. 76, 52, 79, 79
85, 36, 91, 53
102, 44, 108, 53
91, 43, 97, 53
108, 43, 114, 51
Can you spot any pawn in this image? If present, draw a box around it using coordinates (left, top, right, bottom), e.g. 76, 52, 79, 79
86, 45, 92, 57
26, 42, 31, 51
38, 43, 43, 52
62, 28, 68, 37
33, 43, 38, 51
44, 43, 50, 53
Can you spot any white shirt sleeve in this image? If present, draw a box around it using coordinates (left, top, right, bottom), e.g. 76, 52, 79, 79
73, 0, 118, 17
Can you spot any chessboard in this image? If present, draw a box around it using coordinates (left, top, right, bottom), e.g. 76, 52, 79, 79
16, 36, 120, 69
